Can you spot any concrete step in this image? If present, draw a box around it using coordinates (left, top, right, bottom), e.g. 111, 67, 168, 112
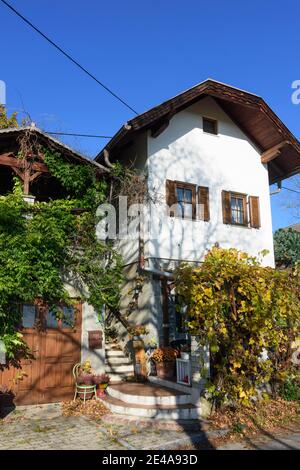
107, 383, 192, 406
107, 372, 135, 383
105, 350, 125, 358
105, 343, 122, 350
148, 376, 193, 394
99, 395, 200, 420
105, 356, 132, 365
106, 364, 134, 374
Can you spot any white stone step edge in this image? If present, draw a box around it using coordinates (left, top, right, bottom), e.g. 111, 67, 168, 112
98, 398, 201, 420
107, 374, 135, 383
105, 364, 134, 374
107, 385, 192, 406
105, 357, 132, 365
105, 350, 127, 357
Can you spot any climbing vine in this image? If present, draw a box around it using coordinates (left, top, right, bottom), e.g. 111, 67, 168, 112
175, 247, 300, 407
0, 141, 123, 360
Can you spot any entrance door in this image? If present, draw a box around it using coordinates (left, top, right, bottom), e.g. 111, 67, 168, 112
0, 303, 82, 405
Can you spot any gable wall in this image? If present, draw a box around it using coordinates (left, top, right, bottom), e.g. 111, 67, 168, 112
145, 96, 275, 266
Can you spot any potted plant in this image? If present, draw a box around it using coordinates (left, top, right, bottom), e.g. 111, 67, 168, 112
93, 373, 111, 397
76, 361, 96, 400
151, 347, 178, 379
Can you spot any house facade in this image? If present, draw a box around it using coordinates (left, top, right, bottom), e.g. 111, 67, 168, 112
95, 80, 300, 404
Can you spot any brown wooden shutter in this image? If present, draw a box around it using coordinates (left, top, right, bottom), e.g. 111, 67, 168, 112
249, 196, 260, 228
198, 186, 210, 221
166, 180, 176, 217
222, 190, 232, 224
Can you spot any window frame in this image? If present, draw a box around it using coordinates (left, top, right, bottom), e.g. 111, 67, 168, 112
202, 116, 218, 135
20, 303, 76, 330
228, 191, 248, 227
173, 180, 197, 220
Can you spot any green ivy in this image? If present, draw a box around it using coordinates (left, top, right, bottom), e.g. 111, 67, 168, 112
0, 151, 123, 360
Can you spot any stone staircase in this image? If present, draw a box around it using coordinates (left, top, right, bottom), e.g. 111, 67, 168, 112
105, 343, 135, 383
99, 381, 201, 420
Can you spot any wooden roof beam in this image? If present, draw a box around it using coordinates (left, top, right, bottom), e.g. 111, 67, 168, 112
0, 153, 49, 173
261, 141, 290, 164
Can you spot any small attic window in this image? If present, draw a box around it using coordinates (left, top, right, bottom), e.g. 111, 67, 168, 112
203, 117, 218, 135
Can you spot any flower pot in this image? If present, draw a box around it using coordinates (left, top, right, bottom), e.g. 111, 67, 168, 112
155, 361, 175, 380
96, 383, 108, 397
77, 386, 95, 400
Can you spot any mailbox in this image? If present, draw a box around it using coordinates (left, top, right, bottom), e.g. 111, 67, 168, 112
88, 330, 103, 349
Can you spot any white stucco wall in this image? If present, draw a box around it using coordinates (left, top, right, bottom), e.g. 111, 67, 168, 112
81, 303, 105, 373
145, 96, 275, 267
64, 280, 105, 373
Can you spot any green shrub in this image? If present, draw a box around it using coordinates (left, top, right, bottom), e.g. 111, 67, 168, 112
279, 371, 300, 402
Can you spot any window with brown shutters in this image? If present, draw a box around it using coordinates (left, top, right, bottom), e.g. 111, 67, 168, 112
198, 186, 210, 221
222, 191, 260, 228
249, 196, 261, 228
222, 190, 232, 224
166, 180, 176, 217
166, 180, 196, 219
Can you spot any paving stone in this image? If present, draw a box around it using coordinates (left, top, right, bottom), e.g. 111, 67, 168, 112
2, 403, 299, 450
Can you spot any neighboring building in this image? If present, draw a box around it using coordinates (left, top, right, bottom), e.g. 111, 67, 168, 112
283, 222, 300, 232
94, 79, 300, 412
0, 126, 110, 404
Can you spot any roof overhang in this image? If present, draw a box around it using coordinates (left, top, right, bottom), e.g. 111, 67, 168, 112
0, 126, 108, 174
95, 79, 300, 184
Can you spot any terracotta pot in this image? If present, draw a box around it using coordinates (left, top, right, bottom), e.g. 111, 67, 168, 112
96, 383, 108, 397
155, 361, 175, 380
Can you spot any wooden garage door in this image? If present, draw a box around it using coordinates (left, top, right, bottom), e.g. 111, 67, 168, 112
0, 303, 82, 405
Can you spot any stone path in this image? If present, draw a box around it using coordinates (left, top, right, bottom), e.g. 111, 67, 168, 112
0, 404, 216, 450
1, 404, 299, 450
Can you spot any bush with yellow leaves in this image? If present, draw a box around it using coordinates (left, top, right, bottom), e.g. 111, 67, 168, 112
175, 247, 300, 407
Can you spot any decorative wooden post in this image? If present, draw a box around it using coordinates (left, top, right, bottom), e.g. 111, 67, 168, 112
0, 150, 48, 198
132, 337, 147, 379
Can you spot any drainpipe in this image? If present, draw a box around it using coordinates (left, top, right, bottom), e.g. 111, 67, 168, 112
103, 149, 114, 169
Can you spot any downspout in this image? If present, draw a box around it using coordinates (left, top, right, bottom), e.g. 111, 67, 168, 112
103, 149, 114, 169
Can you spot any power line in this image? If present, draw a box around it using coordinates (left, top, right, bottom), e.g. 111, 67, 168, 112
0, 0, 139, 115
45, 131, 112, 139
282, 185, 300, 195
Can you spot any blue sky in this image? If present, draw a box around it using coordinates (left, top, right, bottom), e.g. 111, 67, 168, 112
1, 0, 300, 230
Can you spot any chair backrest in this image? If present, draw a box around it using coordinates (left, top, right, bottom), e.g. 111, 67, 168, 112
73, 363, 82, 381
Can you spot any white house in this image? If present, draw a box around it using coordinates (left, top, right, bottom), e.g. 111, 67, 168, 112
94, 80, 300, 416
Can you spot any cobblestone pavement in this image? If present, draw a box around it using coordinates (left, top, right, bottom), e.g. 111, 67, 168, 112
0, 404, 216, 450
3, 404, 299, 450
